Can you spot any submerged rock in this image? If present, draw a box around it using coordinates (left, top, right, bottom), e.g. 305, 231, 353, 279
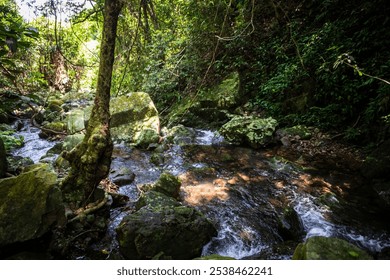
292, 236, 373, 260
0, 164, 65, 247
219, 115, 278, 148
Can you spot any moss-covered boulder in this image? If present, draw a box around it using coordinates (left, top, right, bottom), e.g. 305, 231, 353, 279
152, 172, 182, 199
66, 109, 86, 134
116, 204, 217, 260
136, 173, 182, 207
219, 115, 278, 148
110, 92, 160, 146
0, 164, 65, 247
292, 236, 373, 260
0, 138, 7, 178
117, 172, 216, 259
165, 125, 197, 146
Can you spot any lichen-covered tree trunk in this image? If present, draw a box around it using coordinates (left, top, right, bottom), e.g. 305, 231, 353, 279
61, 0, 123, 206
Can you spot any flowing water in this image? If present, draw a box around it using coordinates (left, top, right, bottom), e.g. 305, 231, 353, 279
11, 122, 390, 259
11, 120, 56, 163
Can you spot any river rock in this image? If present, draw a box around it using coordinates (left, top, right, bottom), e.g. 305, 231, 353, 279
165, 125, 197, 146
292, 236, 373, 260
6, 155, 34, 175
0, 164, 65, 247
66, 109, 86, 134
277, 207, 305, 241
219, 115, 278, 148
116, 203, 217, 259
0, 138, 7, 178
116, 173, 216, 259
65, 92, 160, 146
139, 172, 182, 200
110, 92, 160, 146
109, 167, 135, 187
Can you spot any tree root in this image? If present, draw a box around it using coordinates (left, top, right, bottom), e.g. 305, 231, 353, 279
68, 192, 110, 223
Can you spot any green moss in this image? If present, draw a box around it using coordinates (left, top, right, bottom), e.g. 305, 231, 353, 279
153, 172, 182, 199
43, 121, 67, 132
0, 130, 24, 152
292, 236, 373, 260
219, 115, 278, 148
194, 254, 236, 260
0, 163, 64, 246
283, 125, 312, 140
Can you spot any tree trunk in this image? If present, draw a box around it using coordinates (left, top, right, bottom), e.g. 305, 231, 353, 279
61, 0, 123, 207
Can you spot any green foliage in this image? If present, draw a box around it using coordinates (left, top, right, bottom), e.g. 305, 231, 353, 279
0, 127, 24, 152
0, 0, 39, 88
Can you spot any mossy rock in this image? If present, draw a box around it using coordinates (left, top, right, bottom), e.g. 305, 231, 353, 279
116, 205, 217, 259
219, 115, 278, 148
136, 190, 180, 210
165, 125, 196, 145
277, 207, 304, 241
62, 133, 85, 151
43, 121, 67, 133
0, 137, 7, 178
292, 236, 373, 260
135, 128, 160, 149
138, 172, 181, 200
6, 155, 34, 174
66, 109, 86, 134
282, 125, 312, 140
110, 92, 160, 145
0, 163, 65, 246
194, 254, 236, 260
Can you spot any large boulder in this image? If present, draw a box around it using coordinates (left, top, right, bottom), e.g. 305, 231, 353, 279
116, 173, 217, 259
292, 236, 372, 260
65, 109, 86, 134
64, 92, 160, 147
110, 92, 160, 146
219, 115, 278, 148
0, 138, 7, 178
0, 164, 65, 247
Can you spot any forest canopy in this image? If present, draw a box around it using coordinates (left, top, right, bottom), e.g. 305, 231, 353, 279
1, 0, 389, 143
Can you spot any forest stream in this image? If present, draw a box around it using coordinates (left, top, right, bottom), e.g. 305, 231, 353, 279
10, 121, 390, 260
